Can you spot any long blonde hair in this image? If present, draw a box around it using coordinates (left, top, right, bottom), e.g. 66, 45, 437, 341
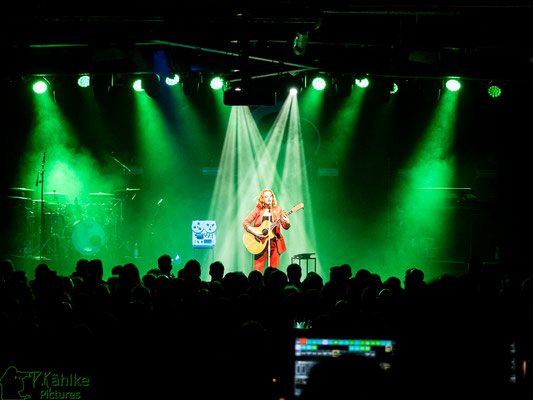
257, 189, 277, 209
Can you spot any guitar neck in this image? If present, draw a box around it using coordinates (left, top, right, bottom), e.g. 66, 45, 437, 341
268, 209, 295, 231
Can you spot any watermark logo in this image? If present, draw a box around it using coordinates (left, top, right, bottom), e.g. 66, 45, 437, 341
0, 366, 90, 400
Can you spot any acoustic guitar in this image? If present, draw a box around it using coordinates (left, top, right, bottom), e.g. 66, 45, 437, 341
242, 202, 304, 254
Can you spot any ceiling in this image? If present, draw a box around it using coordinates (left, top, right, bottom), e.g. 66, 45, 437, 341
5, 2, 533, 89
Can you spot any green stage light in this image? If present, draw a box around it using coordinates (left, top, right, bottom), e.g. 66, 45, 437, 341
488, 85, 501, 98
355, 78, 369, 88
210, 77, 224, 90
390, 83, 399, 95
33, 80, 48, 94
133, 79, 143, 92
311, 77, 326, 91
165, 74, 180, 86
445, 79, 461, 92
77, 75, 91, 88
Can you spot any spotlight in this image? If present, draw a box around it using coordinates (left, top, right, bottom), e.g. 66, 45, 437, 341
92, 74, 113, 101
390, 82, 399, 95
285, 73, 303, 95
311, 76, 326, 91
143, 74, 162, 99
77, 75, 91, 88
487, 84, 501, 98
165, 74, 180, 86
133, 79, 143, 92
32, 80, 48, 94
182, 74, 201, 97
210, 76, 224, 90
445, 79, 461, 92
355, 78, 370, 88
334, 75, 352, 97
293, 31, 309, 56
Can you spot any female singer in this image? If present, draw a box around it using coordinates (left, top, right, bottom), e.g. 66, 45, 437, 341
243, 189, 291, 273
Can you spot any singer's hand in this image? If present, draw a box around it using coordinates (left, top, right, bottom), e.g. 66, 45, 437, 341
255, 230, 266, 239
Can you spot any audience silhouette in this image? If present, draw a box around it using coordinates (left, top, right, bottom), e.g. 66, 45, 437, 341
0, 255, 530, 400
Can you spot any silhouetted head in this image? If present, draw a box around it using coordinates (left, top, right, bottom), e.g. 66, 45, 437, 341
87, 259, 104, 282
157, 254, 173, 277
184, 259, 201, 277
287, 263, 302, 282
209, 261, 225, 282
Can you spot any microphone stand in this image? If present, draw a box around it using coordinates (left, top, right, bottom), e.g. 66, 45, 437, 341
111, 153, 132, 173
267, 204, 271, 268
37, 152, 45, 260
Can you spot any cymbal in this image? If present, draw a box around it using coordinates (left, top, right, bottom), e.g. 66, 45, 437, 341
115, 188, 141, 192
44, 192, 67, 196
10, 187, 34, 192
89, 192, 113, 196
7, 196, 32, 201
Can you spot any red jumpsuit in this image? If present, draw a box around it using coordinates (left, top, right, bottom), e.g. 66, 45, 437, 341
243, 205, 290, 273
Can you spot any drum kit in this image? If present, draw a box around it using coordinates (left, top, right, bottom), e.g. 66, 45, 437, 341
7, 187, 140, 258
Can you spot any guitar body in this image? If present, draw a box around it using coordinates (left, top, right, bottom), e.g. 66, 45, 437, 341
242, 220, 275, 254
242, 202, 304, 254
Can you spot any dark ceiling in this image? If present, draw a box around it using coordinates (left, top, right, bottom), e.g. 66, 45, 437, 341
4, 2, 533, 88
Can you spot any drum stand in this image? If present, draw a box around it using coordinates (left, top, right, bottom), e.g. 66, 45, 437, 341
35, 152, 47, 260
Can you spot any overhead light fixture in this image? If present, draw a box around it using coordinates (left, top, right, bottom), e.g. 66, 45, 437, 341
32, 80, 48, 94
143, 74, 162, 98
445, 79, 461, 92
311, 76, 326, 91
487, 83, 502, 98
210, 76, 224, 90
165, 74, 180, 86
355, 78, 370, 88
224, 89, 276, 106
182, 74, 201, 96
93, 74, 113, 101
293, 31, 309, 56
133, 79, 143, 92
77, 75, 91, 88
334, 75, 352, 97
